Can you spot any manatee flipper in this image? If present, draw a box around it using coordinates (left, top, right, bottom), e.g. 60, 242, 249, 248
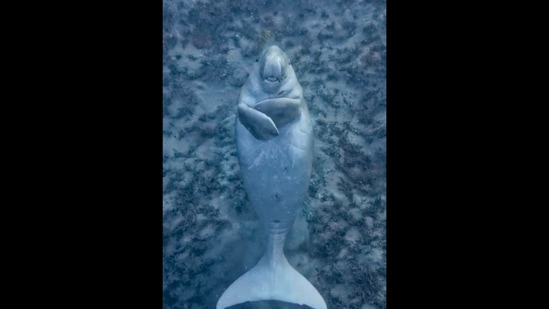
216, 253, 327, 309
238, 103, 279, 141
255, 98, 302, 129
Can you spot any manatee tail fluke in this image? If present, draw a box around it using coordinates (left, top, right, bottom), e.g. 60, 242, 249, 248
216, 253, 327, 309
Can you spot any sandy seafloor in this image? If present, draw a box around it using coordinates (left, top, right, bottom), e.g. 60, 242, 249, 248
163, 0, 386, 308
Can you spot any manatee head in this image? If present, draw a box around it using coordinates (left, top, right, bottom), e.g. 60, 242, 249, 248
258, 45, 290, 93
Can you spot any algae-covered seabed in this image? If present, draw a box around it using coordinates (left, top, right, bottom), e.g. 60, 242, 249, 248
163, 0, 386, 308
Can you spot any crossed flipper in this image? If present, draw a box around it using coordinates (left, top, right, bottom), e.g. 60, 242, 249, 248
238, 98, 302, 141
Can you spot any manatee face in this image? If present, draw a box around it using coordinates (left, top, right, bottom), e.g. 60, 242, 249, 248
259, 46, 290, 93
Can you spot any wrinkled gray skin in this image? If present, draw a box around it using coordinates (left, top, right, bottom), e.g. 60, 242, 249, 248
236, 45, 313, 233
217, 46, 324, 308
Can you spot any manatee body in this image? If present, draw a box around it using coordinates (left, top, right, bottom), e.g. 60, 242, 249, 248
216, 46, 326, 309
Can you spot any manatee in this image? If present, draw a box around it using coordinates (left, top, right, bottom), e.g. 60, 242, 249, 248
217, 45, 326, 309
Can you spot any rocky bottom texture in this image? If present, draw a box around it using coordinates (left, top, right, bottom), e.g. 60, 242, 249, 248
163, 0, 386, 308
